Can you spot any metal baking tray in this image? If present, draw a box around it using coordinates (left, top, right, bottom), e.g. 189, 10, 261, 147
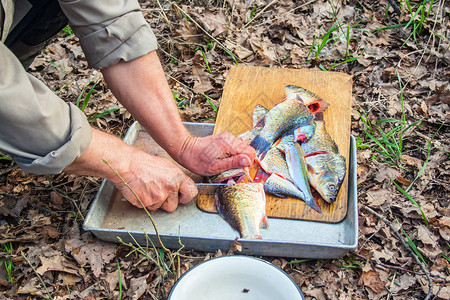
83, 122, 358, 259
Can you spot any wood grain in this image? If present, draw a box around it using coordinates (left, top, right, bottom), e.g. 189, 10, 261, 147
197, 65, 352, 223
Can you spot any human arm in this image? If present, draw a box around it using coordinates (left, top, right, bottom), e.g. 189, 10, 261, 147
101, 51, 256, 176
63, 128, 197, 212
59, 0, 255, 176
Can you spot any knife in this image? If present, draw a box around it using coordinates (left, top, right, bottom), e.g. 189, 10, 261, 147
195, 183, 228, 195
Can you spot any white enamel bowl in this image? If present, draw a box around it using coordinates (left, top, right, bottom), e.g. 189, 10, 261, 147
168, 255, 305, 300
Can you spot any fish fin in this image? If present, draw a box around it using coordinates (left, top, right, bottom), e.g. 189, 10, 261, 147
294, 94, 305, 103
253, 167, 269, 183
260, 215, 269, 229
271, 136, 282, 148
309, 199, 322, 214
307, 99, 330, 114
314, 112, 325, 121
250, 135, 271, 159
307, 164, 317, 176
235, 175, 247, 183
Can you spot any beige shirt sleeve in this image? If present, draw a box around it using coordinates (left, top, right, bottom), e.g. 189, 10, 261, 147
58, 0, 158, 69
0, 42, 92, 174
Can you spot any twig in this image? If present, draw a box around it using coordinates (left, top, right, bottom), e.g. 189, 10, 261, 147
102, 158, 170, 252
21, 251, 53, 300
387, 0, 402, 15
431, 277, 447, 300
352, 252, 425, 276
357, 225, 383, 253
171, 3, 237, 62
363, 206, 433, 300
155, 0, 173, 29
47, 176, 83, 221
244, 0, 277, 28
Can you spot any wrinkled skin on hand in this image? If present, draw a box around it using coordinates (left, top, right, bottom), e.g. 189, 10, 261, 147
178, 132, 256, 176
110, 148, 198, 212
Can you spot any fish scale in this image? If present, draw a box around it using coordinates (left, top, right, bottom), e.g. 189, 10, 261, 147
215, 183, 268, 239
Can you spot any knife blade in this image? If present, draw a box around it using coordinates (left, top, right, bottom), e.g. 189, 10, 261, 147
195, 183, 228, 195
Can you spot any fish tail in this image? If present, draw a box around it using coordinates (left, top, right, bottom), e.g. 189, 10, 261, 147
260, 214, 269, 229
250, 135, 271, 159
307, 199, 322, 213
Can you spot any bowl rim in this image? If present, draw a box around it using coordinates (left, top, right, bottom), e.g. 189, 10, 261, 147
167, 255, 304, 299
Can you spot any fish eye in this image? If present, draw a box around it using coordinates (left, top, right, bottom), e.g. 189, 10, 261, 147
329, 184, 336, 191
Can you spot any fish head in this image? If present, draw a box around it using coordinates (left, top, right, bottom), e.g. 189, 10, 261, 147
311, 170, 343, 203
285, 85, 330, 114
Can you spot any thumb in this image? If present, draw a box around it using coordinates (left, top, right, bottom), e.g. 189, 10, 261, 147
215, 154, 253, 173
178, 176, 198, 204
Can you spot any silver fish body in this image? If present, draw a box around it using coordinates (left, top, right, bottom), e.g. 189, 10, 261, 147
295, 120, 346, 203
264, 173, 306, 200
215, 183, 268, 239
285, 143, 321, 213
250, 97, 314, 158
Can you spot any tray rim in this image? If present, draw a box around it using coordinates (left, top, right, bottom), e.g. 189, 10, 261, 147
82, 122, 358, 258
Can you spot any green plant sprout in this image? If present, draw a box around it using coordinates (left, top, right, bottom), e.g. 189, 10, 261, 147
0, 243, 14, 283
194, 47, 212, 74
21, 251, 53, 299
0, 152, 12, 161
87, 107, 123, 121
391, 177, 428, 225
202, 92, 218, 113
172, 90, 190, 109
358, 71, 424, 169
78, 77, 101, 112
335, 256, 362, 270
403, 0, 434, 46
117, 261, 123, 300
59, 25, 73, 37
395, 217, 427, 266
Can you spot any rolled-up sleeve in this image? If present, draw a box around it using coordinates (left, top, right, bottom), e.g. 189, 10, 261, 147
0, 42, 92, 174
58, 0, 158, 69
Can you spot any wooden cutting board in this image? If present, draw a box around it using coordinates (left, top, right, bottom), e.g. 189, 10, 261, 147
197, 65, 352, 223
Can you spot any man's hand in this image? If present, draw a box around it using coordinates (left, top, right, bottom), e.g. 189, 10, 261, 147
112, 149, 197, 211
64, 128, 197, 212
178, 132, 256, 176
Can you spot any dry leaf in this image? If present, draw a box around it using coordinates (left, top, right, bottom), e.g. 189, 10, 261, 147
192, 67, 214, 93
365, 188, 391, 206
390, 273, 416, 293
128, 274, 148, 300
37, 254, 79, 276
227, 237, 242, 254
65, 224, 116, 277
11, 192, 29, 216
359, 263, 386, 294
402, 155, 424, 169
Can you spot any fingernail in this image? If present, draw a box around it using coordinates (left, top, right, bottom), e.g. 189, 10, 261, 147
240, 157, 250, 167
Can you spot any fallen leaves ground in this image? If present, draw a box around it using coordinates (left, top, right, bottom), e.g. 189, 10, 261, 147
1, 0, 449, 299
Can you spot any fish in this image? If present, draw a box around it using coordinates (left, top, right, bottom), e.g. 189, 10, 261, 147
249, 96, 315, 158
215, 183, 268, 239
264, 173, 308, 200
294, 114, 346, 203
285, 143, 321, 213
209, 168, 251, 184
285, 85, 330, 114
257, 147, 291, 181
238, 104, 269, 144
252, 104, 269, 127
